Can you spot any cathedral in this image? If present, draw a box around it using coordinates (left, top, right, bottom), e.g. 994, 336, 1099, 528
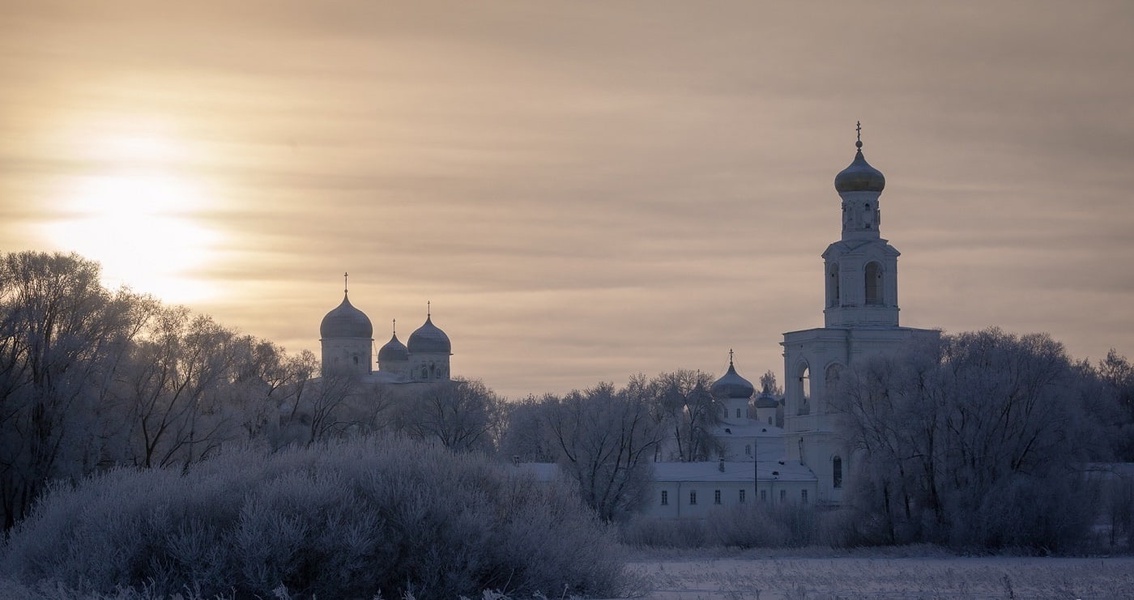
319, 280, 452, 384
648, 129, 938, 517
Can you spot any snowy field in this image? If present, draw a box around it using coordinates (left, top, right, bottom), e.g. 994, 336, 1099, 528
622, 548, 1134, 600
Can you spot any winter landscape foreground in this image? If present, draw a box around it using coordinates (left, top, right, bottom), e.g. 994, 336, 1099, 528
621, 549, 1134, 600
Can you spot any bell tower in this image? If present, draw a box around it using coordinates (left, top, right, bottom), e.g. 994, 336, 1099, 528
823, 123, 900, 328
781, 125, 939, 506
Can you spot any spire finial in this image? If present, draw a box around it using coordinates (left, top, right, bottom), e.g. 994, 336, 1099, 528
344, 272, 349, 294
427, 300, 431, 319
729, 348, 734, 366
855, 121, 863, 149
392, 318, 396, 335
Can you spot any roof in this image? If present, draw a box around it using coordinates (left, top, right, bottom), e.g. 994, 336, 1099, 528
408, 315, 451, 354
320, 293, 373, 339
377, 333, 409, 362
653, 461, 817, 484
711, 361, 755, 400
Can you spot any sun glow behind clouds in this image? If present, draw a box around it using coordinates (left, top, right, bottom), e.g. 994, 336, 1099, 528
43, 171, 223, 303
39, 121, 225, 303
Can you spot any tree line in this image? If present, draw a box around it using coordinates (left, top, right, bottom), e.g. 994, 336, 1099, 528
0, 251, 746, 529
830, 329, 1134, 551
0, 252, 508, 528
3, 250, 1132, 550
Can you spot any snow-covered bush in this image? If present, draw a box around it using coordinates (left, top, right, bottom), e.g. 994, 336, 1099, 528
621, 504, 838, 549
1, 436, 625, 599
619, 515, 707, 548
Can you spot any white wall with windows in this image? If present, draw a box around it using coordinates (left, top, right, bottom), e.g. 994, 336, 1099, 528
647, 461, 817, 519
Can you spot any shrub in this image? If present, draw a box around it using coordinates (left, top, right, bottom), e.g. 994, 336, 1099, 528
619, 516, 707, 548
621, 504, 832, 549
1, 436, 625, 599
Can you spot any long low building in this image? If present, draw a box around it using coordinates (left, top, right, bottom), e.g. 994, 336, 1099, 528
648, 459, 817, 519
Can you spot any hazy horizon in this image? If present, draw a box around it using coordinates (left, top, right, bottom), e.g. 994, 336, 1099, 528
3, 1, 1133, 398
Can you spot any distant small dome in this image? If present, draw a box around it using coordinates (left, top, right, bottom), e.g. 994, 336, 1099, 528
755, 391, 779, 409
711, 361, 755, 400
378, 332, 409, 362
834, 146, 886, 194
408, 315, 451, 354
320, 293, 373, 339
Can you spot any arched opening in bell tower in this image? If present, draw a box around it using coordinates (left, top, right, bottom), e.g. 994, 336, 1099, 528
828, 263, 840, 307
797, 363, 811, 416
865, 261, 882, 305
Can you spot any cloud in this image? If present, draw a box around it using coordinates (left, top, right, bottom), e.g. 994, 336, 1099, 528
2, 1, 1133, 397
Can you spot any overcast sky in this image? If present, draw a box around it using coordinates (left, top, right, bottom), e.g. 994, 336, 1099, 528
2, 1, 1132, 398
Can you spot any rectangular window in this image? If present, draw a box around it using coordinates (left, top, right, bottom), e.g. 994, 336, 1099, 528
660, 490, 668, 506
736, 408, 742, 418
779, 489, 786, 504
802, 489, 808, 504
690, 490, 697, 505
739, 489, 746, 503
760, 490, 767, 502
714, 489, 721, 504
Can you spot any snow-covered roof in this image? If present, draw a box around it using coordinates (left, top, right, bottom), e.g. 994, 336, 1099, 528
713, 422, 784, 438
653, 460, 816, 484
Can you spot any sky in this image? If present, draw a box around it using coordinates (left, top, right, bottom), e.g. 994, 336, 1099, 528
2, 1, 1133, 399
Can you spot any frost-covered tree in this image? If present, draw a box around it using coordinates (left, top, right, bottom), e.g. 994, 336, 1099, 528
1095, 350, 1134, 461
647, 370, 721, 462
832, 328, 1101, 550
0, 252, 143, 528
393, 378, 504, 453
759, 370, 782, 396
498, 394, 560, 463
114, 307, 242, 469
0, 251, 323, 529
547, 382, 663, 521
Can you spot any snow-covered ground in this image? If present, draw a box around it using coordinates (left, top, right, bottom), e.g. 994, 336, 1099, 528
622, 548, 1134, 600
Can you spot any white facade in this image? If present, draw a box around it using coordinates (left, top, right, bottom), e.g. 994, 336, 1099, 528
647, 460, 818, 519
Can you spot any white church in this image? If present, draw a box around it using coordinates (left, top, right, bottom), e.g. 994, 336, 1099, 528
648, 130, 938, 518
319, 282, 453, 384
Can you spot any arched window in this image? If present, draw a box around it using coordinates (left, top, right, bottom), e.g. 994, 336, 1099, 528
824, 363, 843, 410
828, 263, 840, 307
832, 456, 843, 489
865, 262, 882, 305
798, 364, 811, 416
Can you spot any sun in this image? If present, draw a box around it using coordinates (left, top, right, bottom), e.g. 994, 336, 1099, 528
40, 120, 224, 303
